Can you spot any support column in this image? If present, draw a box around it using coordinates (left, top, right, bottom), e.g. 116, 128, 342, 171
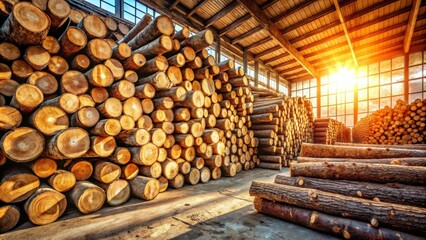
254, 61, 259, 87
353, 72, 358, 124
215, 35, 221, 63
317, 77, 321, 118
404, 53, 409, 102
275, 72, 280, 93
116, 0, 123, 18
266, 70, 270, 89
243, 50, 248, 74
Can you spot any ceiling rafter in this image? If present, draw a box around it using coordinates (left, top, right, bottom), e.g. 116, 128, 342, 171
187, 0, 209, 17
204, 1, 240, 28
245, 37, 273, 50
168, 0, 181, 10
271, 0, 313, 23
219, 13, 251, 36
254, 45, 282, 59
403, 0, 421, 53
231, 25, 263, 45
332, 0, 357, 67
260, 0, 278, 10
238, 0, 319, 79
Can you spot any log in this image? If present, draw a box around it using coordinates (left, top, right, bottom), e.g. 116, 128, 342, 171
137, 115, 153, 130
296, 157, 426, 166
112, 43, 132, 60
83, 136, 116, 158
199, 167, 210, 183
95, 179, 130, 206
68, 160, 93, 181
0, 42, 20, 61
78, 15, 107, 39
275, 175, 426, 208
118, 14, 152, 44
70, 54, 90, 71
10, 83, 43, 113
249, 181, 426, 234
158, 177, 168, 192
139, 55, 168, 76
96, 97, 122, 118
137, 71, 171, 90
121, 163, 139, 180
104, 58, 124, 80
116, 128, 150, 146
221, 163, 237, 177
42, 36, 60, 55
290, 162, 426, 185
0, 167, 40, 203
44, 127, 90, 159
181, 29, 214, 52
129, 176, 160, 200
0, 106, 22, 131
110, 80, 135, 100
133, 35, 173, 59
156, 86, 186, 101
30, 158, 57, 178
24, 186, 67, 225
127, 15, 174, 50
300, 143, 426, 159
27, 71, 58, 95
1, 127, 44, 162
185, 167, 200, 185
85, 64, 114, 87
140, 161, 162, 178
335, 142, 426, 150
59, 26, 87, 58
118, 115, 136, 130
169, 173, 184, 189
29, 106, 69, 136
134, 83, 155, 99
45, 0, 70, 29
0, 2, 49, 45
90, 119, 121, 137
69, 181, 106, 214
129, 143, 159, 166
253, 197, 424, 240
0, 205, 20, 233
41, 93, 80, 114
47, 170, 76, 192
122, 53, 146, 71
161, 159, 179, 180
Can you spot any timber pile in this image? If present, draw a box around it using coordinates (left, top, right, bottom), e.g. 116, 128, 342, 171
0, 1, 258, 233
250, 142, 426, 239
353, 98, 426, 144
314, 118, 351, 144
249, 85, 314, 169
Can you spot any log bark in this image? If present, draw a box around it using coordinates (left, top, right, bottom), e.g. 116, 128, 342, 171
44, 127, 90, 159
118, 14, 152, 44
127, 15, 174, 50
0, 205, 20, 233
59, 26, 87, 58
78, 15, 107, 39
300, 143, 426, 159
94, 179, 130, 206
129, 143, 159, 166
290, 162, 426, 185
250, 181, 426, 234
169, 173, 184, 189
296, 156, 426, 166
253, 197, 424, 240
129, 176, 160, 200
275, 175, 426, 208
0, 106, 22, 131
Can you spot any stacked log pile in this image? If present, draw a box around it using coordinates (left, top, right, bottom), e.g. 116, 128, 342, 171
249, 86, 314, 169
314, 118, 351, 144
0, 1, 258, 233
250, 142, 426, 239
353, 98, 426, 144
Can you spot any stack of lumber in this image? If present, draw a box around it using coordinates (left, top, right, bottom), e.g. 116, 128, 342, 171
249, 86, 314, 169
0, 1, 258, 233
314, 118, 351, 144
353, 98, 426, 144
250, 143, 426, 239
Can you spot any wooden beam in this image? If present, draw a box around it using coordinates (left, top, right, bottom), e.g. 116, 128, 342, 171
263, 53, 290, 64
219, 14, 251, 36
187, 0, 209, 17
238, 0, 319, 78
284, 69, 308, 80
215, 35, 221, 63
261, 0, 278, 10
266, 70, 270, 89
275, 72, 279, 92
279, 65, 303, 74
272, 0, 313, 23
403, 0, 421, 53
280, 0, 356, 34
272, 59, 297, 69
231, 25, 263, 44
245, 36, 272, 50
243, 49, 248, 74
204, 1, 240, 28
255, 45, 282, 59
333, 0, 357, 67
168, 0, 181, 10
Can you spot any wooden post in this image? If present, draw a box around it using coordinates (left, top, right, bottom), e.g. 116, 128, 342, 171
317, 77, 321, 118
215, 35, 221, 63
254, 61, 259, 87
353, 71, 358, 124
404, 53, 409, 102
275, 72, 279, 93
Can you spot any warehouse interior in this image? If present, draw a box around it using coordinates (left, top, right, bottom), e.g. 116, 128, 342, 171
0, 0, 425, 239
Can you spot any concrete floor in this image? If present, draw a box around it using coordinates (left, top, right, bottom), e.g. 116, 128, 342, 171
1, 168, 336, 240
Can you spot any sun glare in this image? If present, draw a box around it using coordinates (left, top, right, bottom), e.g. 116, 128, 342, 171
333, 67, 356, 92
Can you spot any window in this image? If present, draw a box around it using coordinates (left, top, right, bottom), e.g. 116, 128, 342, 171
123, 0, 160, 23
291, 78, 317, 118
84, 0, 116, 14
357, 55, 405, 121
408, 50, 426, 102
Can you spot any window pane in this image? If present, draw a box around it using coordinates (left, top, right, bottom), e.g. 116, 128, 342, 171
380, 60, 391, 72
310, 98, 317, 107
303, 89, 309, 97
392, 56, 404, 69
329, 83, 336, 94
346, 103, 353, 114
297, 81, 302, 89
310, 87, 317, 97
329, 94, 336, 105
380, 85, 391, 97
321, 85, 328, 95
358, 113, 368, 121
392, 69, 404, 82
358, 66, 367, 77
346, 115, 354, 127
369, 63, 379, 74
369, 99, 379, 112
303, 80, 310, 89
392, 96, 403, 107
380, 72, 391, 85
409, 93, 423, 102
409, 52, 422, 66
291, 83, 296, 90
369, 86, 379, 99
380, 97, 391, 108
359, 101, 368, 113
329, 106, 336, 116
359, 89, 368, 101
392, 82, 404, 96
368, 74, 379, 86
346, 91, 354, 102
337, 93, 345, 104
310, 78, 317, 87
321, 96, 328, 105
358, 77, 367, 89
321, 107, 328, 117
337, 104, 345, 115
409, 65, 423, 79
409, 79, 422, 93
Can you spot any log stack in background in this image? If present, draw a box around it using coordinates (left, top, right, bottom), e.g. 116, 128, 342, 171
0, 1, 259, 233
313, 118, 351, 144
353, 99, 426, 145
248, 85, 314, 169
250, 142, 426, 239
